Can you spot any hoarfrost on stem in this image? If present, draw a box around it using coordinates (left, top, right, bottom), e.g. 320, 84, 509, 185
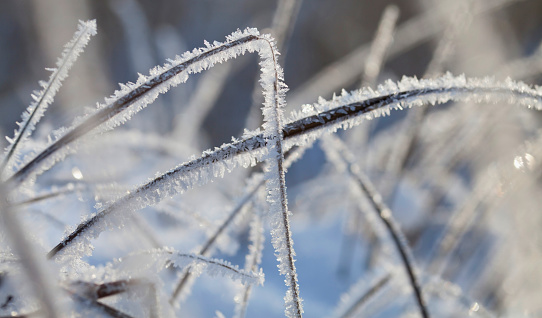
1, 20, 97, 178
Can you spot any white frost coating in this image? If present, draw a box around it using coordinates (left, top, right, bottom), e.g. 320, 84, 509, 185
285, 73, 542, 151
115, 248, 265, 287
1, 20, 96, 178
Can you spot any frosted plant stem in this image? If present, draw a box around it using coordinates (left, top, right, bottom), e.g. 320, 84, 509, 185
322, 134, 429, 318
10, 182, 93, 207
127, 249, 265, 286
12, 187, 77, 207
47, 75, 542, 259
0, 185, 62, 318
349, 172, 429, 318
257, 35, 303, 317
1, 20, 96, 176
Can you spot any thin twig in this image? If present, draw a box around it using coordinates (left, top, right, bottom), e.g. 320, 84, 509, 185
350, 170, 429, 318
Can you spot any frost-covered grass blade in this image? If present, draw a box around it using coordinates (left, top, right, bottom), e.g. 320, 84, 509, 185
1, 20, 97, 178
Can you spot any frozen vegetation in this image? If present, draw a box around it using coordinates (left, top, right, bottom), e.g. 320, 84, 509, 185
1, 0, 542, 317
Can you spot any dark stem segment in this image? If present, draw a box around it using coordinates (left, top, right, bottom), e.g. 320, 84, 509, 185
46, 85, 535, 259
352, 171, 429, 318
346, 166, 430, 318
12, 187, 78, 207
70, 279, 146, 299
322, 133, 429, 317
